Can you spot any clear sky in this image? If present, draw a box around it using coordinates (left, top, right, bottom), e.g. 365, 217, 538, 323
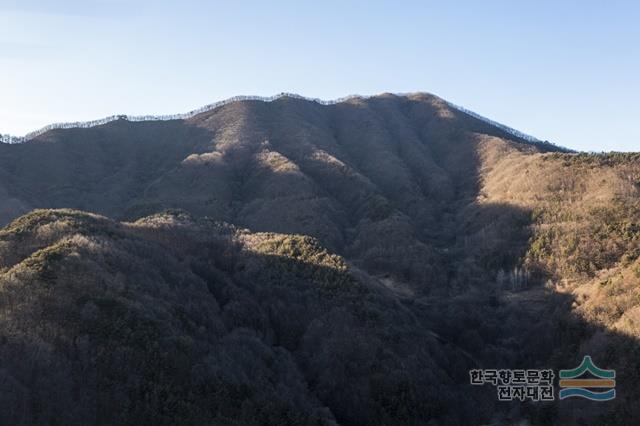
1, 1, 638, 152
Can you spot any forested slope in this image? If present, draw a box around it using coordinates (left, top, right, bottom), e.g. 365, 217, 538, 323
1, 93, 639, 424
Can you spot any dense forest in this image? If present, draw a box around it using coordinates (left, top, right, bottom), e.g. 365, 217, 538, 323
0, 94, 639, 424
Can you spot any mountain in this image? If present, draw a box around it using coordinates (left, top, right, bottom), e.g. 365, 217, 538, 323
1, 93, 639, 425
0, 93, 564, 292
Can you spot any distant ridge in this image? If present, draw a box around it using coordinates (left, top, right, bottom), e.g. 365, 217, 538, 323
0, 92, 549, 147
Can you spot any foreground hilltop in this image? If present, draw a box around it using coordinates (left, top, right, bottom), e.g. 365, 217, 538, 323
0, 209, 489, 424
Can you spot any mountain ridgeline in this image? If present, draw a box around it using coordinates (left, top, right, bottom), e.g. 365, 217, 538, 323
1, 93, 639, 425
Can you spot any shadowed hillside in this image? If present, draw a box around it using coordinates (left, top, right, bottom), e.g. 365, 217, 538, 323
0, 209, 497, 425
1, 93, 639, 425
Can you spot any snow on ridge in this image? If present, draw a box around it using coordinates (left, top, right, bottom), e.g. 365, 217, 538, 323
1, 92, 546, 145
442, 100, 541, 143
0, 93, 360, 144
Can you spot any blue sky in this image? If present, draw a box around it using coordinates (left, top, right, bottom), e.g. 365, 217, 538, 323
1, 1, 638, 152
